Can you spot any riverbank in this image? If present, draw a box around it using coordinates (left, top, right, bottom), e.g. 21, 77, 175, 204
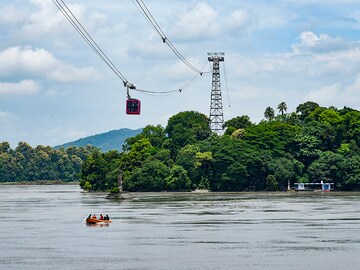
0, 180, 79, 185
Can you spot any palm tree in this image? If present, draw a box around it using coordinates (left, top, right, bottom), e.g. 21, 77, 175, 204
264, 106, 275, 121
277, 102, 288, 115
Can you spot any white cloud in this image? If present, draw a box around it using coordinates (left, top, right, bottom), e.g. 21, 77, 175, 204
0, 46, 101, 82
255, 6, 293, 30
169, 4, 257, 41
313, 47, 360, 62
48, 65, 100, 83
0, 80, 40, 95
0, 111, 15, 126
233, 31, 360, 81
0, 111, 13, 122
284, 0, 359, 4
292, 31, 349, 54
163, 59, 204, 81
21, 0, 82, 39
0, 5, 28, 24
1, 0, 360, 147
225, 9, 254, 31
306, 84, 343, 104
19, 0, 110, 41
43, 126, 87, 145
128, 40, 172, 59
231, 85, 274, 101
306, 74, 360, 107
170, 3, 220, 40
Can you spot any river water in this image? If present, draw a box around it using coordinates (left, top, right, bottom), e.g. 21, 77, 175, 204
0, 185, 359, 270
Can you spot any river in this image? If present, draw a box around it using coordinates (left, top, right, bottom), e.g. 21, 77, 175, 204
0, 185, 359, 270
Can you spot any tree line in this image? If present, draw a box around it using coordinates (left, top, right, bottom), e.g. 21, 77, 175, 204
0, 142, 97, 182
2, 101, 360, 191
79, 101, 360, 192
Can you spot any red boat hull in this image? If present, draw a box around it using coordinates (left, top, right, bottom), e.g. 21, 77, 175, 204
86, 218, 112, 224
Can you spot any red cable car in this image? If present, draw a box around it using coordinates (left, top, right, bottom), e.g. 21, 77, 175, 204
126, 98, 141, 115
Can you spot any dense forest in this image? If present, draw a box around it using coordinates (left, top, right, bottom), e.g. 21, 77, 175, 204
2, 101, 360, 191
0, 142, 97, 182
78, 101, 360, 192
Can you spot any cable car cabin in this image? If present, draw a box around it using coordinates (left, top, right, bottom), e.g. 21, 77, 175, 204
126, 98, 141, 115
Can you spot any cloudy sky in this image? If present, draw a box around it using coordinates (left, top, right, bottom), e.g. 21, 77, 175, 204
1, 0, 360, 147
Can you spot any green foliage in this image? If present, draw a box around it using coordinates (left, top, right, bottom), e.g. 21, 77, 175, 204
296, 101, 320, 121
82, 181, 92, 191
110, 187, 120, 193
124, 125, 165, 150
0, 142, 94, 183
78, 150, 122, 191
165, 111, 211, 155
175, 144, 200, 186
75, 105, 360, 192
267, 157, 304, 190
264, 106, 275, 121
124, 160, 169, 191
8, 103, 360, 192
307, 151, 345, 185
165, 165, 191, 191
241, 121, 300, 156
206, 136, 268, 191
277, 102, 288, 116
223, 115, 253, 135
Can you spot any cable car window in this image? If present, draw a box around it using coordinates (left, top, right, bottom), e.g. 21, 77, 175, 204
126, 99, 141, 115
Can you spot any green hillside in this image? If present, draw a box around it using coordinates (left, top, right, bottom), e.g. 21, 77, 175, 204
55, 128, 142, 152
79, 105, 360, 192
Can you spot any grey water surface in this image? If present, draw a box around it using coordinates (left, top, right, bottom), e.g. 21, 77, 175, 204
0, 185, 359, 270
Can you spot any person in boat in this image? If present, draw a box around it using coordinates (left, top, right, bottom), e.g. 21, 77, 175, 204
104, 214, 109, 220
91, 214, 97, 219
99, 214, 104, 220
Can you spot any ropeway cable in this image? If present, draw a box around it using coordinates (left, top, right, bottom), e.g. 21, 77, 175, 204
223, 61, 232, 119
52, 0, 205, 95
53, 0, 133, 88
132, 0, 211, 75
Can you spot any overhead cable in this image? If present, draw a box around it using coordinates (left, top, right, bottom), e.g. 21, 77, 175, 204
52, 0, 204, 95
223, 61, 232, 118
52, 0, 133, 88
132, 0, 210, 75
134, 71, 208, 95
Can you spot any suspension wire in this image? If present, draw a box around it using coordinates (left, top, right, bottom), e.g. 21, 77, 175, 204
132, 0, 166, 40
134, 71, 209, 95
53, 0, 207, 96
52, 0, 133, 88
139, 0, 167, 37
223, 61, 232, 119
132, 0, 210, 75
56, 0, 129, 85
134, 88, 180, 95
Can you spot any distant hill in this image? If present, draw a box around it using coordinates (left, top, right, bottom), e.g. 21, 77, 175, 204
54, 128, 142, 152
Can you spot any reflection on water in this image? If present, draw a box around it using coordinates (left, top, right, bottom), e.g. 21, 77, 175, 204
86, 223, 110, 228
0, 185, 359, 270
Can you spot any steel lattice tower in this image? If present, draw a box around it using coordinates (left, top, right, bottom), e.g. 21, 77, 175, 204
208, 52, 225, 135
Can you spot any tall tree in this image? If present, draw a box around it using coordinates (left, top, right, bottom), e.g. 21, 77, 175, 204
277, 102, 288, 115
296, 101, 319, 121
165, 111, 211, 156
264, 106, 275, 121
223, 115, 253, 135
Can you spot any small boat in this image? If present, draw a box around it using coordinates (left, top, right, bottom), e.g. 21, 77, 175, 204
86, 218, 112, 224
